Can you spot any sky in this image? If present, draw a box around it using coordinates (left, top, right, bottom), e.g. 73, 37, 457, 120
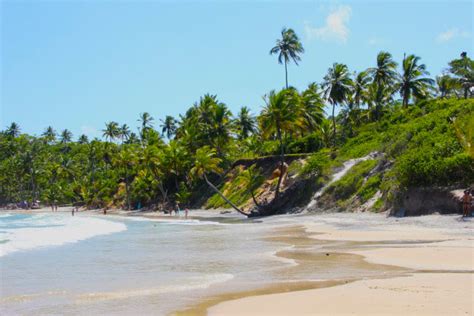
1, 0, 472, 139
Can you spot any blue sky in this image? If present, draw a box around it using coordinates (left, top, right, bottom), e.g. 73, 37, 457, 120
1, 0, 472, 139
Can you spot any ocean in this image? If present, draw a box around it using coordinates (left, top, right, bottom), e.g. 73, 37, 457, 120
0, 211, 288, 315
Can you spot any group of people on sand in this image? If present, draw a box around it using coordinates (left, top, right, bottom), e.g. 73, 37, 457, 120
170, 202, 189, 219
462, 189, 473, 217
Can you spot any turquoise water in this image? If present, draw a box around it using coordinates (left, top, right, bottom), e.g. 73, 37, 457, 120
0, 212, 286, 315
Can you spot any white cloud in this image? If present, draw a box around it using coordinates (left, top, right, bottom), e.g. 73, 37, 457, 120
436, 28, 470, 43
305, 5, 352, 44
80, 125, 100, 138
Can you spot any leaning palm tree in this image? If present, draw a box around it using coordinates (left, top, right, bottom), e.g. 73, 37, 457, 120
270, 28, 305, 89
236, 106, 257, 140
5, 122, 20, 137
190, 146, 247, 216
236, 165, 265, 208
397, 54, 435, 107
322, 63, 353, 146
259, 89, 301, 199
160, 115, 177, 139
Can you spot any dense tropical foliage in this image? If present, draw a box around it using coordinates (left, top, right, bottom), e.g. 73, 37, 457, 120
1, 28, 473, 216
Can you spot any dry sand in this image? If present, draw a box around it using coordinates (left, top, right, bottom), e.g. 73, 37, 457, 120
208, 215, 474, 316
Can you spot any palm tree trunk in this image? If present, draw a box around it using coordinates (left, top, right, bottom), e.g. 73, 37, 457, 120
203, 174, 247, 216
285, 62, 288, 89
251, 191, 262, 208
275, 125, 285, 200
332, 103, 337, 147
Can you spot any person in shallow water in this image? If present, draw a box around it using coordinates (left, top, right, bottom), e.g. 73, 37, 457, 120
175, 202, 181, 216
462, 190, 472, 217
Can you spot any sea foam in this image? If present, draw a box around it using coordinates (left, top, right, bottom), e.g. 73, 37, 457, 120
0, 214, 127, 257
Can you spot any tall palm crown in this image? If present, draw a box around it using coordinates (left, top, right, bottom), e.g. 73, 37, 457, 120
322, 63, 353, 145
270, 28, 304, 89
78, 134, 89, 144
138, 112, 154, 141
160, 115, 177, 139
60, 129, 73, 143
353, 70, 371, 108
398, 54, 434, 107
103, 121, 120, 143
236, 106, 257, 140
119, 124, 130, 143
300, 83, 324, 132
6, 122, 20, 137
448, 53, 474, 99
42, 126, 57, 143
369, 51, 398, 86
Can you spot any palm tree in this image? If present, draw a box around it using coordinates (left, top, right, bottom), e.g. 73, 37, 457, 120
5, 122, 20, 137
119, 124, 131, 144
353, 70, 371, 108
160, 115, 177, 139
259, 89, 301, 199
78, 134, 89, 144
190, 146, 247, 216
368, 51, 398, 119
42, 126, 56, 143
299, 83, 324, 133
235, 107, 257, 140
270, 28, 305, 89
60, 129, 73, 144
138, 112, 154, 142
322, 63, 353, 146
236, 165, 264, 207
448, 52, 474, 99
436, 75, 459, 98
398, 54, 434, 107
163, 140, 188, 190
102, 121, 120, 143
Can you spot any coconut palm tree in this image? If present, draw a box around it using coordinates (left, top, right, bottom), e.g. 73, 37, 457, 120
102, 121, 120, 143
236, 165, 264, 207
138, 112, 154, 142
353, 70, 371, 108
78, 134, 89, 144
259, 89, 301, 199
270, 28, 305, 89
368, 51, 398, 119
42, 126, 56, 143
436, 75, 459, 98
322, 63, 353, 146
448, 52, 474, 99
235, 106, 257, 140
299, 83, 324, 133
160, 115, 177, 139
5, 122, 20, 137
190, 146, 247, 216
398, 54, 434, 107
119, 124, 131, 144
60, 129, 73, 144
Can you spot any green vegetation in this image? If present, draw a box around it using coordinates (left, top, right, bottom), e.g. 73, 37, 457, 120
1, 28, 473, 216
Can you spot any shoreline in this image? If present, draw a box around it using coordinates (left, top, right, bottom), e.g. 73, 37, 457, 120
2, 208, 473, 315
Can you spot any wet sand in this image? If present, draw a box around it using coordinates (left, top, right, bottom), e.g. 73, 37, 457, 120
206, 215, 474, 316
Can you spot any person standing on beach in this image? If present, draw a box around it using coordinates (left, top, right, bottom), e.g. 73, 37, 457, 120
462, 190, 472, 217
185, 208, 189, 219
175, 203, 181, 217
72, 208, 75, 216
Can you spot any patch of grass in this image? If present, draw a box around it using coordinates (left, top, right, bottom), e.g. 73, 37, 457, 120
324, 159, 378, 201
356, 174, 381, 203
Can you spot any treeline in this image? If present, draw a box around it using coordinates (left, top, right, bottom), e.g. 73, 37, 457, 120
1, 28, 473, 211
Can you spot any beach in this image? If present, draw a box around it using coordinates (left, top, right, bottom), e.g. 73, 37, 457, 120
208, 213, 474, 316
0, 208, 473, 315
